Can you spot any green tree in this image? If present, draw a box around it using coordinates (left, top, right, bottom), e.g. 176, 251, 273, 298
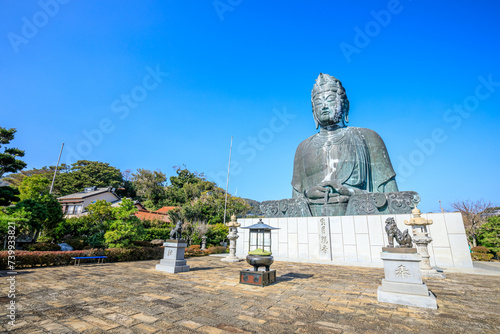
104, 198, 144, 248
10, 199, 48, 241
2, 165, 64, 187
161, 167, 250, 244
116, 169, 137, 199
205, 223, 229, 246
131, 169, 167, 210
0, 127, 27, 206
164, 166, 216, 206
180, 189, 250, 225
478, 216, 500, 254
0, 186, 20, 206
0, 208, 28, 249
15, 175, 63, 241
82, 200, 114, 247
18, 174, 50, 201
52, 160, 123, 196
0, 127, 27, 178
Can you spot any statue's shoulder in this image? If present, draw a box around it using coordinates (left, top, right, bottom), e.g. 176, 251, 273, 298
349, 127, 385, 145
296, 133, 318, 150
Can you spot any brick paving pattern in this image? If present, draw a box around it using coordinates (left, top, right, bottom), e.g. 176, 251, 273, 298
1, 257, 499, 333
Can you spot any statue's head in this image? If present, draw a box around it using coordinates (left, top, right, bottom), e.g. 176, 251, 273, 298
311, 73, 350, 129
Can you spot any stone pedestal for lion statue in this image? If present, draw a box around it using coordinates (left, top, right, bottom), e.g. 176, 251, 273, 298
156, 240, 190, 273
377, 218, 437, 309
156, 221, 190, 274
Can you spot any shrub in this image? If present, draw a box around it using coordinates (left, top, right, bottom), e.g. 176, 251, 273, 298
25, 243, 61, 252
471, 253, 494, 261
471, 246, 490, 253
185, 246, 206, 257
0, 247, 164, 269
471, 246, 494, 261
0, 250, 88, 269
104, 218, 145, 249
64, 238, 86, 250
144, 227, 171, 241
132, 240, 152, 247
205, 223, 229, 246
103, 247, 163, 262
206, 246, 227, 254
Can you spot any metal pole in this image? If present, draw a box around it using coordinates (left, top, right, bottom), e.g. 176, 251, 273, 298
223, 136, 233, 225
49, 143, 64, 194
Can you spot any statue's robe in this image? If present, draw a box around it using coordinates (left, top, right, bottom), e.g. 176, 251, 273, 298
292, 127, 398, 199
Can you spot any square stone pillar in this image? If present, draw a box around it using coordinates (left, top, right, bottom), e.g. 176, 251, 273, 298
377, 248, 437, 309
156, 240, 190, 273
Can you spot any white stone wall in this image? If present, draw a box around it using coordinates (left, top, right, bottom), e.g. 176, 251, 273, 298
236, 212, 473, 269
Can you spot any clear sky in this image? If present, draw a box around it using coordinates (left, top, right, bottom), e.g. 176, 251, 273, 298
1, 0, 499, 212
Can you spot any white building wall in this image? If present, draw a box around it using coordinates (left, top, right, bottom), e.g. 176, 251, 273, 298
236, 212, 473, 269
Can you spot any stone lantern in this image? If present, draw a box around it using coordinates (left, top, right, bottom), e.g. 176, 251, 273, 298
221, 214, 242, 263
404, 207, 446, 278
239, 219, 279, 287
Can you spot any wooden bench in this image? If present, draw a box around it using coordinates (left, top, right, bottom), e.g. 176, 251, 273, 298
71, 256, 107, 266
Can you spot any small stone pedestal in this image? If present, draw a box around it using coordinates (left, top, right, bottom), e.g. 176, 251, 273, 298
377, 248, 437, 309
156, 240, 190, 273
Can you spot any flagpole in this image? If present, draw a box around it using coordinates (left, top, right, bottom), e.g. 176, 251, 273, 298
223, 136, 233, 225
49, 143, 64, 194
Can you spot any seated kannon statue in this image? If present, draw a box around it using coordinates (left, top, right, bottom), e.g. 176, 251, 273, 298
260, 73, 420, 217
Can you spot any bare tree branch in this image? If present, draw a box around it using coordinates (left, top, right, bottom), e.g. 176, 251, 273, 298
450, 199, 493, 247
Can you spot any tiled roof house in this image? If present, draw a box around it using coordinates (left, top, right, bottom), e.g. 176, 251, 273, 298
134, 206, 178, 223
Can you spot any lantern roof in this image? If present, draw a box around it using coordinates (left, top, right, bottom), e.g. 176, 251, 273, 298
241, 219, 280, 230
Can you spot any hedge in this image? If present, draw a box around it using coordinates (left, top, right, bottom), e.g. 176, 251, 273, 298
184, 245, 228, 257
0, 247, 164, 270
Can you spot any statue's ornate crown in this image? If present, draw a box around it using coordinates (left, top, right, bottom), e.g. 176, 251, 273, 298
312, 73, 342, 97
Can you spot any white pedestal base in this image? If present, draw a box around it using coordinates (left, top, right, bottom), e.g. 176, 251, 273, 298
156, 240, 190, 274
377, 249, 437, 309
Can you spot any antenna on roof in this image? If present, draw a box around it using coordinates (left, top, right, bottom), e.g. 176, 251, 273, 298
49, 143, 64, 194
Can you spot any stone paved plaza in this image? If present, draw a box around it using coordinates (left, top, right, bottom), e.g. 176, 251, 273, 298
1, 256, 500, 333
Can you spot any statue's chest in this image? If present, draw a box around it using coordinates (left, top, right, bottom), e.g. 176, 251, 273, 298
303, 142, 342, 178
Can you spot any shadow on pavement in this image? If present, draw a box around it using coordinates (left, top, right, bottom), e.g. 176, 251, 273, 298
277, 272, 314, 282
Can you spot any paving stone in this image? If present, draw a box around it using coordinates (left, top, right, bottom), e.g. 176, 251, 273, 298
4, 257, 500, 333
81, 315, 121, 330
130, 322, 159, 333
60, 317, 97, 332
39, 319, 73, 333
130, 313, 158, 323
178, 320, 203, 329
197, 325, 226, 334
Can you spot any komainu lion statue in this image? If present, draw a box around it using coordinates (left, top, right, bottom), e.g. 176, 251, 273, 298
385, 217, 412, 248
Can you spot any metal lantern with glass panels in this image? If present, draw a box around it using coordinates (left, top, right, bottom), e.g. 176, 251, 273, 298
242, 219, 279, 254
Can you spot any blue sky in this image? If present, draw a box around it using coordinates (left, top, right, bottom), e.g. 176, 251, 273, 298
1, 0, 499, 212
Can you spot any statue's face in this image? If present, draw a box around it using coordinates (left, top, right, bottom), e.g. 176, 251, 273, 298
312, 90, 343, 127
